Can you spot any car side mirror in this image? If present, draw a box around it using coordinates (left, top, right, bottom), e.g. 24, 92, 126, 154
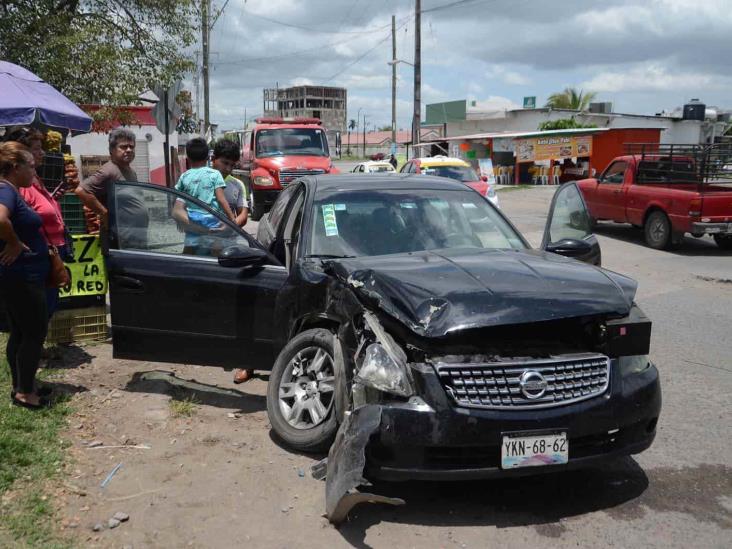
545, 238, 593, 258
218, 246, 268, 268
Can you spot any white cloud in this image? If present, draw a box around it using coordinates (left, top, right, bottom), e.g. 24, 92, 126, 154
582, 63, 731, 93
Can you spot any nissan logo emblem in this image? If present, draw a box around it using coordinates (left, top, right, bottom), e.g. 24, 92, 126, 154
519, 370, 548, 399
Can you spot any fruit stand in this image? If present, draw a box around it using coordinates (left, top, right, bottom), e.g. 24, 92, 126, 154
0, 61, 107, 344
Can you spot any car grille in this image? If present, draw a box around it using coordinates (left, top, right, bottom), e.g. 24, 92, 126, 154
435, 353, 610, 409
278, 169, 326, 185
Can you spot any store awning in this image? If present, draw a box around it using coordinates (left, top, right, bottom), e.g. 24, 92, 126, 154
0, 61, 92, 134
425, 127, 610, 142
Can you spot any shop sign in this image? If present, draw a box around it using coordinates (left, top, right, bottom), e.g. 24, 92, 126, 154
523, 96, 537, 109
478, 158, 496, 186
493, 138, 514, 153
516, 135, 592, 162
60, 235, 108, 298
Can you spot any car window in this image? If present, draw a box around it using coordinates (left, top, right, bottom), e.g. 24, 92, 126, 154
601, 161, 627, 184
111, 183, 250, 258
268, 184, 300, 231
422, 165, 479, 182
547, 184, 591, 243
308, 189, 525, 257
400, 162, 411, 174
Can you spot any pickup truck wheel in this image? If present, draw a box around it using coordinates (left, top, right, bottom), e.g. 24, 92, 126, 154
250, 193, 264, 222
714, 235, 732, 250
644, 211, 674, 250
267, 329, 338, 452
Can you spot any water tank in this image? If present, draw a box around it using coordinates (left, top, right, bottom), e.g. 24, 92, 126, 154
682, 99, 705, 121
589, 102, 613, 114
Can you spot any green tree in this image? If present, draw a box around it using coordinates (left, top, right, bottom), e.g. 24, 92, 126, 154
0, 1, 197, 107
346, 119, 357, 155
538, 118, 597, 131
545, 88, 597, 111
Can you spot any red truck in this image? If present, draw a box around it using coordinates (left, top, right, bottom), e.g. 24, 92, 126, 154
577, 144, 732, 250
236, 117, 338, 220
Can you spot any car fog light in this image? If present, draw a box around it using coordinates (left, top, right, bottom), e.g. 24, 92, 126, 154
619, 355, 651, 375
356, 343, 414, 397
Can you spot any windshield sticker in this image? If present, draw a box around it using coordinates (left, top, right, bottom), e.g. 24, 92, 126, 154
334, 203, 347, 211
400, 202, 417, 209
462, 203, 477, 209
322, 204, 339, 236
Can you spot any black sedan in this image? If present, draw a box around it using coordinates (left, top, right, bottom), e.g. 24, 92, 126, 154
105, 174, 660, 518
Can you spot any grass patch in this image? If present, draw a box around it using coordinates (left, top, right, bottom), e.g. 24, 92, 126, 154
0, 334, 74, 548
169, 394, 200, 418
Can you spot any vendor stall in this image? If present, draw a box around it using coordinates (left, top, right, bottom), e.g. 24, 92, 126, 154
1, 61, 107, 344
424, 127, 663, 185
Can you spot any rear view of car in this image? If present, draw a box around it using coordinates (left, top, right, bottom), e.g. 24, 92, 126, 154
419, 157, 499, 207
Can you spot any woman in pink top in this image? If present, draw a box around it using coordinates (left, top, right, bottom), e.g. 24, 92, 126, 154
8, 128, 71, 316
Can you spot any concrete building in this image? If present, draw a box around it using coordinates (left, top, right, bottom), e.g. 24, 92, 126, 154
426, 99, 731, 146
263, 85, 347, 146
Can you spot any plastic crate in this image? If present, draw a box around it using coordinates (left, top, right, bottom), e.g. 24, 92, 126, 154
60, 193, 87, 234
38, 153, 64, 190
47, 305, 108, 345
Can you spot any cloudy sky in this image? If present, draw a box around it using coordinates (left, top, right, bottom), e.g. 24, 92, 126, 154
198, 0, 732, 131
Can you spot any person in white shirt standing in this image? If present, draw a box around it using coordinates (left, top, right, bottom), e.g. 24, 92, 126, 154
211, 139, 253, 383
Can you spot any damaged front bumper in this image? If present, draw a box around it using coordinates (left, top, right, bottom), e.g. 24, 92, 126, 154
364, 360, 661, 481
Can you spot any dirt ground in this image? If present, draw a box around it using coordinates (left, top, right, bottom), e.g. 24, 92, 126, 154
49, 187, 732, 549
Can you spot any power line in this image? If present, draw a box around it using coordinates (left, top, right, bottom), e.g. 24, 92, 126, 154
242, 8, 394, 34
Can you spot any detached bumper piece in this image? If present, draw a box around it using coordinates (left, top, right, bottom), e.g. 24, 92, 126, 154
317, 405, 404, 525
692, 222, 732, 235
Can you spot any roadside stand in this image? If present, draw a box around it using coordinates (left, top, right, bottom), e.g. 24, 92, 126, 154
0, 61, 108, 344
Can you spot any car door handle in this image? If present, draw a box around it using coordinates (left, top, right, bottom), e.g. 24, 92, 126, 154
113, 275, 144, 290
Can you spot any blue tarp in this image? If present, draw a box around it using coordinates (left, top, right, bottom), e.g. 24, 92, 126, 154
0, 61, 92, 134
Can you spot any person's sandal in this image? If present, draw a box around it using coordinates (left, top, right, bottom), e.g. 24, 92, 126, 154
11, 396, 51, 410
10, 386, 52, 399
233, 369, 254, 384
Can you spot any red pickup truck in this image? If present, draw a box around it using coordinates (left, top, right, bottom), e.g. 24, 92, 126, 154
577, 144, 732, 250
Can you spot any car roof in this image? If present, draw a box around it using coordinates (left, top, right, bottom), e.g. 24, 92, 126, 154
310, 173, 470, 192
416, 156, 470, 167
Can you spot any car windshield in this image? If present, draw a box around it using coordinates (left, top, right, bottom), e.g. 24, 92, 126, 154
308, 189, 525, 258
422, 165, 479, 182
255, 128, 329, 158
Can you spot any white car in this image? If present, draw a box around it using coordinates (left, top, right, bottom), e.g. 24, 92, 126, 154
352, 161, 396, 174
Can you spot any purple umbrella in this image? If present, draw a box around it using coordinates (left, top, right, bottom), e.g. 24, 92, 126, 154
0, 61, 92, 134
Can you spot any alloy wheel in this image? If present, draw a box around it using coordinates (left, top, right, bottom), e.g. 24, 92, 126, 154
278, 346, 335, 430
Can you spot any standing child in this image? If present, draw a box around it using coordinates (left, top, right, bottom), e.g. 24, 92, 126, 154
175, 138, 235, 254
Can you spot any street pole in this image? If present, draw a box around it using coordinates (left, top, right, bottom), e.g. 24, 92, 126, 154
202, 0, 211, 136
412, 0, 421, 155
163, 88, 171, 188
362, 114, 367, 159
391, 15, 397, 153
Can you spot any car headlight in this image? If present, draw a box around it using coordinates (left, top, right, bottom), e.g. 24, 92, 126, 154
619, 355, 651, 375
356, 343, 414, 397
253, 175, 274, 186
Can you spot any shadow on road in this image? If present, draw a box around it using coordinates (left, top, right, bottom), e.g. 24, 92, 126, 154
44, 344, 95, 370
124, 370, 266, 413
338, 458, 650, 548
593, 223, 731, 257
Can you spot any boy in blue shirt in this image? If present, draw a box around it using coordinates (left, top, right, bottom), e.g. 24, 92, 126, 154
174, 138, 235, 254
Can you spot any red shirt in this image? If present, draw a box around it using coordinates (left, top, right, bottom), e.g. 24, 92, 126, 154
19, 177, 66, 247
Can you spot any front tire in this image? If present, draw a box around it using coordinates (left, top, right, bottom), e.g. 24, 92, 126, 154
266, 329, 338, 453
714, 234, 732, 250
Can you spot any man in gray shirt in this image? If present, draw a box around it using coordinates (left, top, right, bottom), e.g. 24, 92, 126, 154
75, 128, 148, 248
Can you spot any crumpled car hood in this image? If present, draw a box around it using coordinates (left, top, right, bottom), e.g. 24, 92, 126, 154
328, 248, 637, 337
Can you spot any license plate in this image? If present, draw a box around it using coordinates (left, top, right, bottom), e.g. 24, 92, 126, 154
501, 431, 568, 469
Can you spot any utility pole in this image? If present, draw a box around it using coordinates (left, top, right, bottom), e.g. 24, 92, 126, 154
362, 114, 368, 159
202, 0, 211, 135
194, 51, 201, 132
391, 15, 397, 152
412, 0, 421, 153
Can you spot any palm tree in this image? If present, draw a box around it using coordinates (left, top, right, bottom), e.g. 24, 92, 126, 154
347, 118, 357, 155
545, 88, 597, 111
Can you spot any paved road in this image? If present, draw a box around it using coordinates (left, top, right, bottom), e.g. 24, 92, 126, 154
63, 186, 731, 548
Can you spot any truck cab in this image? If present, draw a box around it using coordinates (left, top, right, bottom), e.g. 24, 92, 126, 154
237, 117, 338, 220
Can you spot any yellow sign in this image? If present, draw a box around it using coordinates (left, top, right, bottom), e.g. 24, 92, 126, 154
516, 135, 593, 163
60, 235, 108, 298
